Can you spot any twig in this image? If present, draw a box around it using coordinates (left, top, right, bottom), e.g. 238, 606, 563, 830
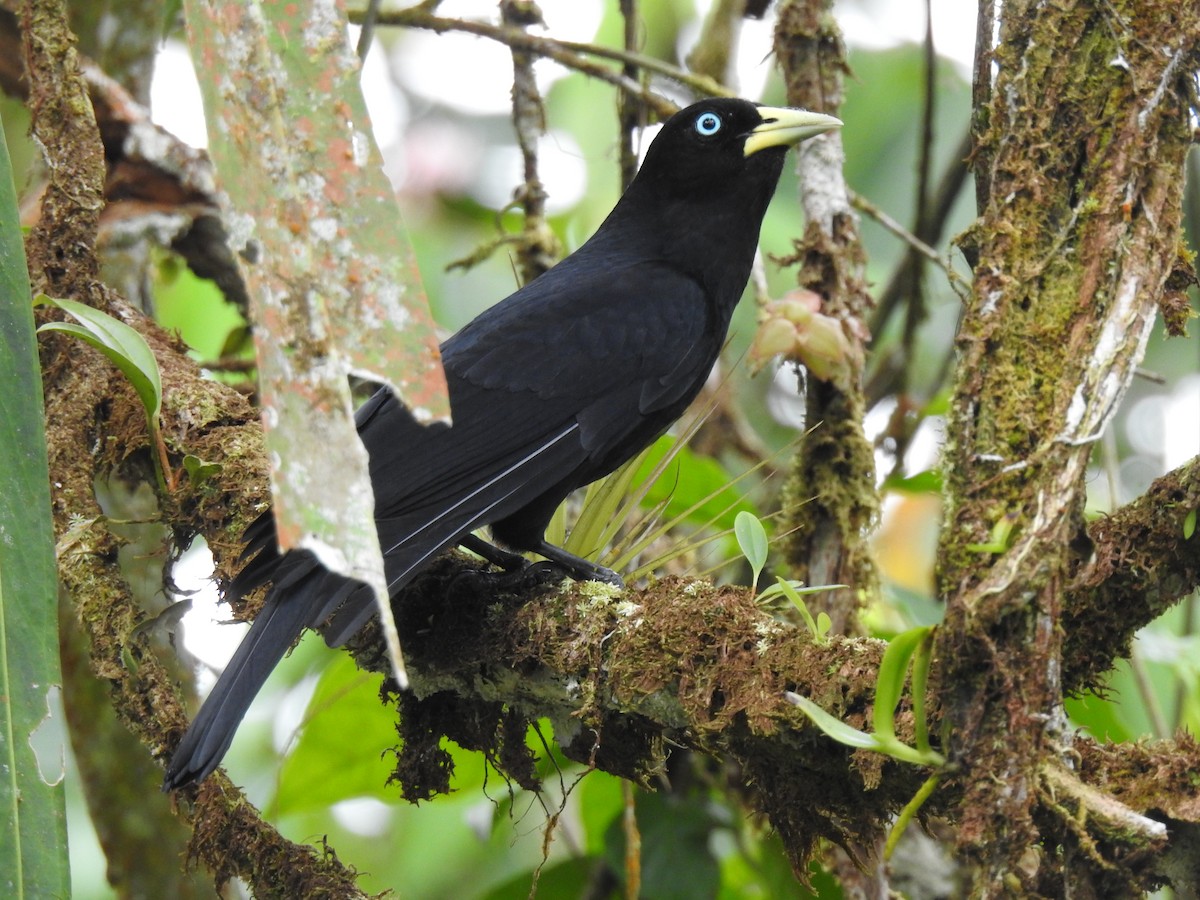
355, 0, 382, 60
867, 126, 974, 337
502, 0, 559, 283
617, 0, 642, 191
850, 189, 970, 296
365, 6, 729, 116
972, 0, 997, 209
901, 0, 937, 381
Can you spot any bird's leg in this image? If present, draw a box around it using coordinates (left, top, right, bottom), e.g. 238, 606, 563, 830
526, 540, 624, 588
450, 535, 567, 595
459, 534, 529, 571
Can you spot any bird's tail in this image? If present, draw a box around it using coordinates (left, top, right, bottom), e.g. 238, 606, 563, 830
161, 552, 333, 790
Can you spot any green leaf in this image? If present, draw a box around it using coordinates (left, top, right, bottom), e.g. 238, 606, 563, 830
816, 611, 833, 641
1184, 508, 1196, 541
0, 114, 70, 897
787, 694, 943, 767
37, 295, 162, 422
772, 577, 820, 635
965, 512, 1016, 554
882, 468, 943, 494
761, 577, 846, 644
603, 790, 722, 900
910, 627, 936, 754
566, 444, 654, 559
270, 653, 392, 816
734, 511, 768, 587
787, 693, 880, 750
182, 454, 223, 486
873, 626, 933, 741
628, 437, 755, 531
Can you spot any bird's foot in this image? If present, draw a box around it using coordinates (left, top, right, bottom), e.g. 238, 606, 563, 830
565, 559, 624, 587
460, 536, 624, 589
450, 558, 568, 596
526, 541, 624, 588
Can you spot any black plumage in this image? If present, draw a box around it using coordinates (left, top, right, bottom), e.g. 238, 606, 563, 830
164, 98, 841, 789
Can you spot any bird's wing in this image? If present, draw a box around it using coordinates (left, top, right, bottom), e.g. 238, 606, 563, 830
321, 344, 634, 644
445, 257, 716, 455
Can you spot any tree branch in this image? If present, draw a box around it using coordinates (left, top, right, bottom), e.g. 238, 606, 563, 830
1063, 453, 1200, 692
772, 0, 880, 637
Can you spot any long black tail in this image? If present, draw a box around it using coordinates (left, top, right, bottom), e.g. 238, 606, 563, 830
162, 414, 586, 789
161, 554, 327, 790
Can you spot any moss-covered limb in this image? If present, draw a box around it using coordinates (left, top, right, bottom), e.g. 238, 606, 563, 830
771, 0, 880, 636
42, 332, 365, 896
1058, 733, 1200, 894
1062, 453, 1200, 692
934, 1, 1200, 892
348, 558, 1200, 884
37, 208, 366, 900
58, 581, 211, 898
1037, 761, 1170, 896
347, 565, 931, 877
21, 0, 105, 296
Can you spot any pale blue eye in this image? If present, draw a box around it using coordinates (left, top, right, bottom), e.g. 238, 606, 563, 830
694, 112, 722, 136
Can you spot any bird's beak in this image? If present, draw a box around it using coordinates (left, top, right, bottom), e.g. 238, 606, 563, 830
743, 106, 843, 157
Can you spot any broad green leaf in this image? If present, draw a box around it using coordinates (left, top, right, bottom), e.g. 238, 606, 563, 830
787, 693, 880, 750
37, 295, 162, 421
788, 694, 943, 767
271, 653, 391, 816
629, 438, 755, 531
873, 626, 933, 741
734, 511, 768, 586
182, 454, 223, 486
1184, 508, 1196, 541
577, 771, 626, 856
0, 114, 69, 898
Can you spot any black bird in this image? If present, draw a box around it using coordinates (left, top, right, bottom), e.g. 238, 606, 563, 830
164, 98, 841, 789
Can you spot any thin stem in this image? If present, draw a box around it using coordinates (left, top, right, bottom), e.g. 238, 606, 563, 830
355, 0, 382, 60
367, 6, 730, 116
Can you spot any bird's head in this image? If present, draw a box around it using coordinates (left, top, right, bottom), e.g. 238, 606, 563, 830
636, 98, 842, 197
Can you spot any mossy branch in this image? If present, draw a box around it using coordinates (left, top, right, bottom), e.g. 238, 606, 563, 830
1063, 453, 1200, 692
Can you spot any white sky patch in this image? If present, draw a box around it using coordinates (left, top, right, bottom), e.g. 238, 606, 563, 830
470, 129, 588, 213
332, 796, 395, 837
355, 27, 408, 150
150, 40, 208, 148
175, 539, 246, 681
1163, 374, 1200, 469
835, 0, 977, 73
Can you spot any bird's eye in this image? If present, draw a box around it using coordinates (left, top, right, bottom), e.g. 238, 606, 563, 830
694, 112, 722, 136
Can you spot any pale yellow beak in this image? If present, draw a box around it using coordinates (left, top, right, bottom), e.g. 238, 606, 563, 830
743, 106, 843, 156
